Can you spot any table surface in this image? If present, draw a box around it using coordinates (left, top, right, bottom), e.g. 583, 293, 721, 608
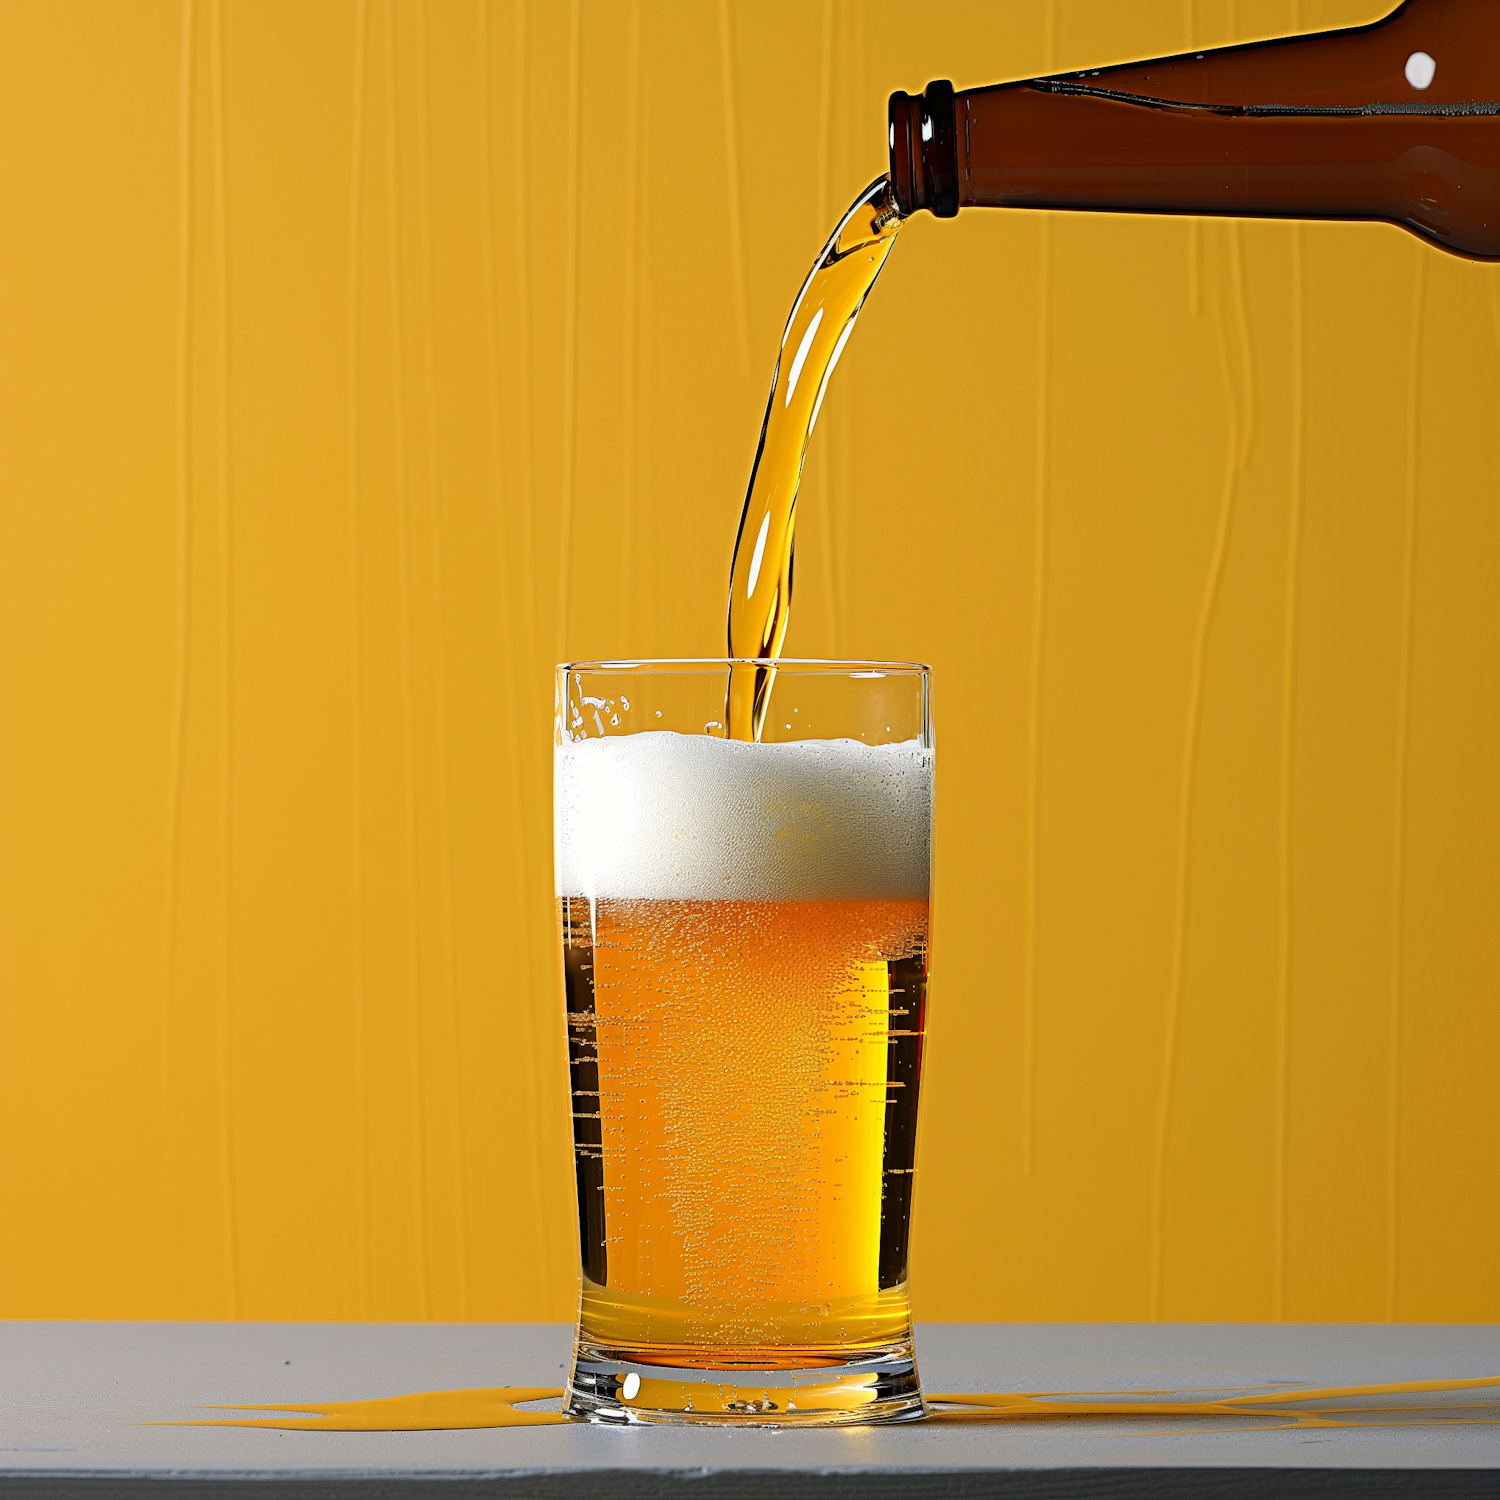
2, 1321, 1497, 1498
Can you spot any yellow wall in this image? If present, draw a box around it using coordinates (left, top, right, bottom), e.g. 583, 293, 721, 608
1, 0, 1496, 1324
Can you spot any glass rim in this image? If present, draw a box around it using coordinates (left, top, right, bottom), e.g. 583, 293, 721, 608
558, 657, 932, 675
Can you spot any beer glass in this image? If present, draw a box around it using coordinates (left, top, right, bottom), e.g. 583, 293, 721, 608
555, 660, 933, 1426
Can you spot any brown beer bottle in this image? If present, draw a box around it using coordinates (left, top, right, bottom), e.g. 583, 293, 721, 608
889, 0, 1499, 258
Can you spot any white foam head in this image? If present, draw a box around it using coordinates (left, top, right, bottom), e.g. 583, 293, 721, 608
555, 731, 932, 901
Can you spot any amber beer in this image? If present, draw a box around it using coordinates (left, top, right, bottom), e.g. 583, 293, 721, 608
555, 661, 933, 1425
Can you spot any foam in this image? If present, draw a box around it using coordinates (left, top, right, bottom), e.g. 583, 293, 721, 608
555, 730, 932, 901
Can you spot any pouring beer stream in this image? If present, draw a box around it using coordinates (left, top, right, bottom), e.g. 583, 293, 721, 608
724, 178, 901, 742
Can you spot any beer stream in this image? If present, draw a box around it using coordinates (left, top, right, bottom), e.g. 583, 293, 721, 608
725, 176, 901, 741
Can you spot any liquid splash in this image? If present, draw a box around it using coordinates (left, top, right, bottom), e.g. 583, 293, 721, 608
725, 177, 901, 742
165, 1375, 1499, 1432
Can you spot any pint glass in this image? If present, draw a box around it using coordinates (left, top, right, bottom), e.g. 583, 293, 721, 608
554, 660, 933, 1425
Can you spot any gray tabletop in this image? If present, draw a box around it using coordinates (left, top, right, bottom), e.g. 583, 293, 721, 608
2, 1321, 1497, 1498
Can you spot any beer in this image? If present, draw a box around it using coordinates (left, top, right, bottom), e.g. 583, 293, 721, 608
724, 179, 900, 742
891, 0, 1500, 259
556, 44, 923, 1431
556, 678, 932, 1424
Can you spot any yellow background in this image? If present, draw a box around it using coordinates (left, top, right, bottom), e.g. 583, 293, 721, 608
1, 0, 1496, 1324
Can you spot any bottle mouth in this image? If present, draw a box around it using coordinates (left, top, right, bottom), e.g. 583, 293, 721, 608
887, 80, 958, 218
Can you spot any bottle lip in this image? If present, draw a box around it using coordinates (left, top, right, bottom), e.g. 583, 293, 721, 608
888, 80, 958, 218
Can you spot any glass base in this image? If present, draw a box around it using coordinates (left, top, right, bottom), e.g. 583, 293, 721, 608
564, 1335, 924, 1427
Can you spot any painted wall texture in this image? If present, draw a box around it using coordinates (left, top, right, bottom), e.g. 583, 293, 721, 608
1, 0, 1496, 1324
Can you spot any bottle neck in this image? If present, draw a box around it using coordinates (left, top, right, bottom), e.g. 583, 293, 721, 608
888, 82, 959, 218
888, 0, 1500, 260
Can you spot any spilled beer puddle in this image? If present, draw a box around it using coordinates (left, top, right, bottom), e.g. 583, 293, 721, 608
162, 1376, 1500, 1433
922, 1377, 1500, 1432
165, 1388, 567, 1431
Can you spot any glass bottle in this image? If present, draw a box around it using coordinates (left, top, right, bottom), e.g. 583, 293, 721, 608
889, 0, 1498, 258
